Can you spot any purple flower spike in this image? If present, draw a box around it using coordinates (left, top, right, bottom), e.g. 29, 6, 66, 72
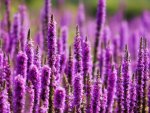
16, 51, 27, 78
73, 73, 83, 112
106, 66, 117, 113
25, 81, 34, 113
54, 87, 66, 113
142, 39, 149, 113
136, 38, 144, 112
92, 72, 101, 113
148, 83, 150, 113
40, 65, 51, 112
100, 87, 107, 113
74, 26, 83, 74
61, 26, 68, 54
28, 65, 40, 113
93, 0, 106, 76
122, 45, 130, 113
13, 75, 25, 113
0, 81, 10, 113
48, 15, 57, 69
25, 29, 34, 73
116, 66, 123, 113
34, 46, 41, 69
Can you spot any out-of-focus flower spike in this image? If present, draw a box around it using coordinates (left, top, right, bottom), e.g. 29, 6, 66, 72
61, 26, 68, 54
122, 45, 130, 113
54, 87, 66, 113
25, 80, 34, 113
148, 83, 150, 113
40, 65, 51, 112
47, 15, 57, 69
13, 75, 25, 113
28, 65, 40, 113
34, 46, 41, 69
92, 0, 106, 77
100, 86, 107, 113
0, 81, 11, 113
74, 25, 83, 75
136, 37, 144, 112
142, 38, 149, 113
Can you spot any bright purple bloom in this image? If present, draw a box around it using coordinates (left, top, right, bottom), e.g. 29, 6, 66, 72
54, 87, 66, 113
74, 26, 83, 74
13, 75, 25, 113
25, 81, 34, 113
73, 74, 83, 112
48, 15, 57, 69
16, 51, 27, 78
122, 45, 130, 113
40, 65, 51, 111
28, 65, 40, 113
106, 66, 117, 113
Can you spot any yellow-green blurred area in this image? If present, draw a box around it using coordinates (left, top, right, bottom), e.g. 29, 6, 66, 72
1, 0, 150, 19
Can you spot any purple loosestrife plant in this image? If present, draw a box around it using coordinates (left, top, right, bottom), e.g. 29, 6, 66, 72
0, 81, 10, 113
149, 83, 150, 113
116, 66, 123, 113
40, 65, 51, 112
92, 71, 101, 113
28, 65, 41, 113
34, 46, 41, 69
130, 74, 136, 113
61, 26, 68, 54
100, 87, 107, 113
122, 45, 130, 113
13, 75, 25, 113
54, 87, 66, 113
16, 51, 27, 78
25, 29, 34, 74
73, 73, 83, 113
106, 66, 117, 113
136, 38, 144, 112
66, 46, 74, 86
25, 81, 34, 113
92, 0, 106, 77
47, 15, 57, 69
142, 39, 149, 113
74, 26, 83, 75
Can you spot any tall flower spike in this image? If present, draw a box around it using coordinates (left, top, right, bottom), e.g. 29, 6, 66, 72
116, 65, 123, 113
73, 73, 83, 112
25, 81, 34, 113
40, 65, 51, 112
92, 71, 101, 113
130, 74, 136, 113
16, 51, 27, 78
93, 0, 106, 77
106, 66, 117, 113
100, 86, 107, 113
34, 46, 41, 69
85, 73, 92, 113
142, 39, 149, 113
54, 87, 66, 113
136, 37, 144, 112
61, 26, 68, 54
122, 45, 130, 113
13, 75, 25, 113
48, 15, 57, 69
74, 26, 83, 74
25, 29, 34, 74
42, 0, 51, 51
0, 81, 10, 113
28, 65, 40, 113
3, 54, 13, 110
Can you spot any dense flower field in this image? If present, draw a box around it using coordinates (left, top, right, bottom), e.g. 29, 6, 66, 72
0, 0, 150, 113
